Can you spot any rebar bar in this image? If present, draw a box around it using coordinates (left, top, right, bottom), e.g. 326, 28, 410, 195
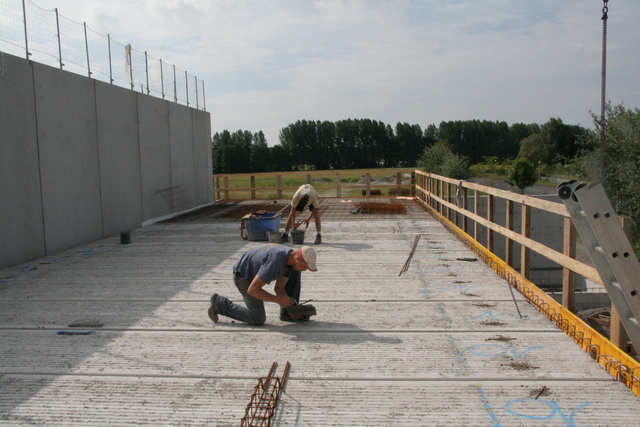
240, 361, 291, 427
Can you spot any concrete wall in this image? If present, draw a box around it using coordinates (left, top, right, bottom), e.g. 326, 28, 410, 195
0, 52, 212, 269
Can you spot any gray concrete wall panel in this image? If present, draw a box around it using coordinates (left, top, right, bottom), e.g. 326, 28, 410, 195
95, 82, 143, 236
192, 109, 213, 205
138, 94, 172, 222
33, 63, 104, 254
168, 103, 196, 213
0, 52, 212, 269
0, 54, 46, 267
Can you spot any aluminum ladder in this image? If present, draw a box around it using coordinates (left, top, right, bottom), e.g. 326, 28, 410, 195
558, 180, 640, 353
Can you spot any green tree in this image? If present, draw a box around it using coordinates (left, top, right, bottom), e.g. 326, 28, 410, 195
574, 103, 640, 241
507, 158, 537, 193
249, 132, 271, 172
269, 144, 292, 172
517, 133, 545, 165
395, 122, 424, 167
417, 140, 470, 179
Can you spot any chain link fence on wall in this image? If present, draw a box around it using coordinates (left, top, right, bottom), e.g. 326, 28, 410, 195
0, 0, 206, 110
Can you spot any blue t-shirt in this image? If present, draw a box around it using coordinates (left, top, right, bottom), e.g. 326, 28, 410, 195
233, 244, 294, 283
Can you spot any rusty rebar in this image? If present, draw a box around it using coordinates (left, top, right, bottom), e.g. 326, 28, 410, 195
240, 361, 291, 427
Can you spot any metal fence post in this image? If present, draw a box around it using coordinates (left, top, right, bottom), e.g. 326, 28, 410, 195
194, 75, 199, 109
201, 80, 206, 111
173, 64, 177, 103
21, 0, 29, 59
108, 34, 113, 83
145, 51, 150, 94
160, 59, 165, 99
83, 22, 91, 77
185, 70, 189, 106
55, 8, 62, 69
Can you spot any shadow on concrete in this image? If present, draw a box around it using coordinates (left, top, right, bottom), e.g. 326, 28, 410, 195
276, 321, 404, 345
317, 243, 374, 251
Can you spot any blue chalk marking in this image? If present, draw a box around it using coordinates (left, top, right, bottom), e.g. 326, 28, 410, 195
471, 310, 523, 321
436, 303, 453, 324
474, 386, 501, 426
504, 399, 591, 427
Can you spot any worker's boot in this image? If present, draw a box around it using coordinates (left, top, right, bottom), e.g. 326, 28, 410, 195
314, 234, 322, 245
281, 232, 289, 243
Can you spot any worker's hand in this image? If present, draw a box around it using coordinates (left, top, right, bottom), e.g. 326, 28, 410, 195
278, 296, 297, 308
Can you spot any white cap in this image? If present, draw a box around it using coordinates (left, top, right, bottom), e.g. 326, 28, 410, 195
297, 246, 318, 271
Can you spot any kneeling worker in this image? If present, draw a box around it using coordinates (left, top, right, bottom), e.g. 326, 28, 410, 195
208, 244, 318, 325
284, 184, 322, 245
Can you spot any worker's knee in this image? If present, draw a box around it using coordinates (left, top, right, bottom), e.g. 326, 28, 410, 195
248, 313, 266, 326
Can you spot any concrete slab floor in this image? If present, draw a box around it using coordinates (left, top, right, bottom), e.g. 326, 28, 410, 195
1, 198, 639, 426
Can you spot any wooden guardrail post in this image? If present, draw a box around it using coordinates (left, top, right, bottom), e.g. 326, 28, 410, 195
506, 200, 514, 266
336, 173, 341, 198
562, 217, 576, 311
411, 172, 416, 197
473, 189, 480, 241
223, 176, 229, 200
446, 182, 451, 221
365, 173, 371, 196
462, 187, 468, 233
250, 175, 256, 199
487, 194, 494, 253
520, 204, 531, 279
276, 175, 283, 198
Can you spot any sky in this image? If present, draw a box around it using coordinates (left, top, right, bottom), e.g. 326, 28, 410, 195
5, 0, 640, 145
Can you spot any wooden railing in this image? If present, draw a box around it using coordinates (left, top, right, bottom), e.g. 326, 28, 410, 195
213, 169, 415, 200
414, 170, 633, 351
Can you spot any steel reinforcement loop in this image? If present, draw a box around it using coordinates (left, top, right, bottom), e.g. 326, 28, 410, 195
420, 201, 640, 397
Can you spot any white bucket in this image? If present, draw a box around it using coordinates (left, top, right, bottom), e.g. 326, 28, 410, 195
267, 230, 282, 243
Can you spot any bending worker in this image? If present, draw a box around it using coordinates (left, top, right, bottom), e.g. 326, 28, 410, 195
283, 183, 322, 245
208, 244, 318, 325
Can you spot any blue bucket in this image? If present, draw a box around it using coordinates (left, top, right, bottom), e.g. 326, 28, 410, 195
242, 212, 282, 241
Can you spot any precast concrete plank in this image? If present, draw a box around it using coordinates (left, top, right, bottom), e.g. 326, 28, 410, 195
0, 375, 250, 426
1, 259, 491, 282
0, 275, 526, 302
0, 301, 552, 332
276, 379, 640, 426
1, 375, 637, 426
0, 329, 614, 381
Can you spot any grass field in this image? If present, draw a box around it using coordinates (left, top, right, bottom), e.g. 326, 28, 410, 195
213, 168, 415, 199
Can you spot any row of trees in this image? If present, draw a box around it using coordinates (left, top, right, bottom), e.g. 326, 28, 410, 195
212, 118, 586, 174
211, 103, 638, 240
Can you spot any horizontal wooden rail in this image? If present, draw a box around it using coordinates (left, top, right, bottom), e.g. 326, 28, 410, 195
415, 170, 634, 355
213, 169, 415, 200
